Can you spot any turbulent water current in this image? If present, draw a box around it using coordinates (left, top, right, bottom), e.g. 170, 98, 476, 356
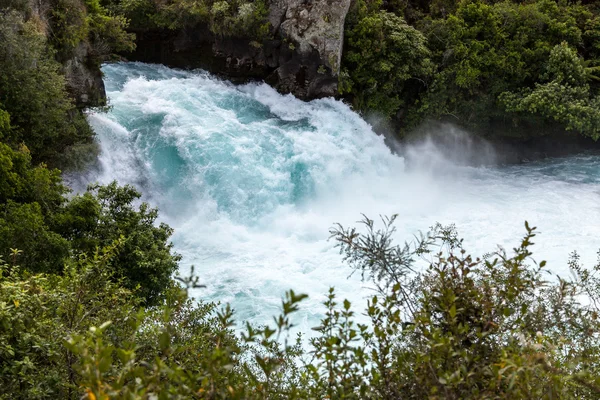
76, 62, 600, 331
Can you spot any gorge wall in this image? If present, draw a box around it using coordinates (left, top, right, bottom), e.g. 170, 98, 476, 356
126, 0, 351, 100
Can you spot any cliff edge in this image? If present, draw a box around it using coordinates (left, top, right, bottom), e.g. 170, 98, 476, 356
128, 0, 351, 99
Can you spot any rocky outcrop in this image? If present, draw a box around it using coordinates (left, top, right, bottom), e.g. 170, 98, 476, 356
63, 42, 106, 108
28, 0, 106, 108
128, 0, 352, 99
268, 0, 351, 97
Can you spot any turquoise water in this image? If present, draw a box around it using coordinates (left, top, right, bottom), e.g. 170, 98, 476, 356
82, 62, 600, 330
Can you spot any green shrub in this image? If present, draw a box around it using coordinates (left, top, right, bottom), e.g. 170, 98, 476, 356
415, 0, 600, 136
4, 216, 600, 398
500, 42, 600, 140
49, 0, 135, 60
0, 202, 69, 273
0, 141, 70, 271
54, 182, 180, 305
109, 0, 270, 39
85, 0, 136, 57
341, 0, 600, 139
0, 245, 141, 399
57, 218, 600, 399
341, 4, 434, 119
49, 0, 90, 58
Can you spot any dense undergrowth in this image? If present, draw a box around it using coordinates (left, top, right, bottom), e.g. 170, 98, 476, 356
0, 2, 176, 306
101, 0, 270, 38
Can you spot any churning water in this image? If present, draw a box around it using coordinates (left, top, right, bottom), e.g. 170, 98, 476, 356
79, 62, 600, 331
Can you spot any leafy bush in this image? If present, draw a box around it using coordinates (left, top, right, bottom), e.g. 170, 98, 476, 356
0, 140, 71, 272
0, 245, 141, 399
54, 182, 180, 305
49, 0, 90, 58
415, 0, 600, 136
53, 220, 599, 398
85, 0, 136, 56
0, 201, 70, 273
49, 0, 135, 60
341, 0, 600, 139
107, 0, 270, 38
500, 42, 600, 140
341, 2, 434, 119
0, 141, 178, 305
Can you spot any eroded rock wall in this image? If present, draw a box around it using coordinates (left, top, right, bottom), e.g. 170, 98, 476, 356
128, 0, 352, 99
28, 0, 106, 108
62, 41, 106, 108
268, 0, 351, 97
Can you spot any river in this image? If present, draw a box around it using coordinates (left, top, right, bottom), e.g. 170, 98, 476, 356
75, 62, 600, 331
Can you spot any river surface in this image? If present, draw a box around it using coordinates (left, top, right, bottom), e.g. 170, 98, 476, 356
76, 62, 600, 331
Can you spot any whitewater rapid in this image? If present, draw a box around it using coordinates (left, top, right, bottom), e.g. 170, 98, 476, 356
79, 62, 600, 331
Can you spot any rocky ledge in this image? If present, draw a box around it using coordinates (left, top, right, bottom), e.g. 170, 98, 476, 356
127, 0, 351, 99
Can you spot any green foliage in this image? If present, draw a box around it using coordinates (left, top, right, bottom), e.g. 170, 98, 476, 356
0, 11, 94, 161
340, 0, 431, 120
0, 109, 10, 138
0, 141, 72, 272
107, 0, 270, 39
66, 283, 307, 399
342, 5, 434, 119
207, 0, 270, 38
0, 137, 178, 304
341, 0, 600, 139
415, 0, 600, 136
320, 217, 600, 398
0, 0, 129, 169
106, 0, 158, 30
5, 215, 600, 399
55, 182, 180, 305
49, 0, 135, 60
0, 201, 69, 273
500, 42, 600, 139
0, 246, 141, 399
85, 0, 136, 56
49, 0, 90, 57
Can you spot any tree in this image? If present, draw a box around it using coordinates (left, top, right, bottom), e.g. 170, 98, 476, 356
0, 245, 141, 399
341, 0, 434, 120
0, 140, 69, 272
500, 42, 600, 140
54, 182, 180, 305
415, 0, 600, 137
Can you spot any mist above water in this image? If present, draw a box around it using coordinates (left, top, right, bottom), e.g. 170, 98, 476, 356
77, 62, 600, 330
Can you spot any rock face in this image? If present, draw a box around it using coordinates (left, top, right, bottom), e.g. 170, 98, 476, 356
63, 42, 107, 108
29, 0, 106, 108
128, 0, 352, 99
269, 0, 351, 97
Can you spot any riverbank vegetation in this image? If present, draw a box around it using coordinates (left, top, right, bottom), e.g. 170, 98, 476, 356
341, 0, 600, 139
4, 216, 600, 399
0, 3, 176, 306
